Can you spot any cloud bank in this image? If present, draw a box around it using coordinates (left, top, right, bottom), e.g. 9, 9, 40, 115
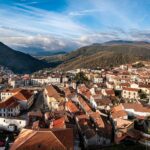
0, 0, 150, 53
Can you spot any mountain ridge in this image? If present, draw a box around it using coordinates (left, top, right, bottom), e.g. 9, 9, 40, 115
0, 42, 50, 73
1, 40, 150, 73
51, 41, 150, 71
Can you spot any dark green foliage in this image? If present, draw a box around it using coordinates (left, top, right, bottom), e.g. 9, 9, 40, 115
139, 90, 147, 99
74, 72, 89, 84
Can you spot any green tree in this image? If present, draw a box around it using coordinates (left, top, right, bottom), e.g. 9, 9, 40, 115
139, 90, 147, 99
74, 72, 89, 84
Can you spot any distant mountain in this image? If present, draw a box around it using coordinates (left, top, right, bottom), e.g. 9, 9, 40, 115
16, 46, 67, 56
33, 51, 67, 57
103, 40, 150, 45
48, 40, 150, 71
0, 42, 50, 74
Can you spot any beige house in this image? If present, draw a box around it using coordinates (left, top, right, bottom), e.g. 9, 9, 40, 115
1, 88, 35, 110
122, 87, 139, 99
1, 88, 20, 100
44, 85, 65, 110
0, 96, 20, 117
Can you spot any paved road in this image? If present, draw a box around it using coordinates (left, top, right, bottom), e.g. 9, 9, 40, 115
19, 91, 49, 118
31, 91, 44, 111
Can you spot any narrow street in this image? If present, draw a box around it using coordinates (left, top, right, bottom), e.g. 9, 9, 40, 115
31, 91, 44, 111
19, 90, 48, 118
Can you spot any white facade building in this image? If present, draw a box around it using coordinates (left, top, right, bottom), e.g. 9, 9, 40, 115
0, 117, 27, 131
122, 87, 139, 99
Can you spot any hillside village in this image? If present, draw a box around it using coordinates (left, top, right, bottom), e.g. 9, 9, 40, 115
0, 61, 149, 149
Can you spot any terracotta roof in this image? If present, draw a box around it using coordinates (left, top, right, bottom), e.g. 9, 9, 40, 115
111, 104, 124, 112
123, 103, 150, 113
105, 89, 115, 96
52, 128, 74, 149
51, 117, 65, 128
76, 114, 89, 120
121, 72, 130, 75
10, 128, 74, 150
65, 100, 79, 113
79, 85, 92, 99
112, 110, 127, 119
28, 111, 43, 118
0, 96, 19, 108
78, 96, 92, 113
14, 89, 33, 101
1, 89, 34, 101
90, 112, 105, 128
94, 97, 112, 105
45, 85, 64, 99
123, 87, 139, 92
111, 104, 127, 119
120, 83, 130, 87
2, 88, 21, 94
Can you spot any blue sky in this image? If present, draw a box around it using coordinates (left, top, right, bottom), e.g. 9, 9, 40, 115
0, 0, 150, 52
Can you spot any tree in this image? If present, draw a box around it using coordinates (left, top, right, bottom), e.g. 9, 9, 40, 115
74, 72, 89, 84
139, 90, 147, 99
132, 62, 145, 68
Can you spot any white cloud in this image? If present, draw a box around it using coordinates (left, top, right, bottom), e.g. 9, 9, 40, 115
0, 34, 80, 51
0, 1, 150, 53
69, 9, 102, 16
0, 3, 90, 38
0, 3, 92, 51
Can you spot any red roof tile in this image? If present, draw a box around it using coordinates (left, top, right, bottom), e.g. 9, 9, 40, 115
10, 128, 74, 150
123, 103, 150, 113
123, 87, 139, 92
65, 100, 79, 113
0, 96, 19, 108
45, 85, 64, 99
51, 117, 65, 129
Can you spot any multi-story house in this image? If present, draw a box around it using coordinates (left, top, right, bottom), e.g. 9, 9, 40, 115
0, 117, 27, 131
43, 85, 65, 110
1, 89, 19, 100
122, 87, 139, 99
1, 88, 35, 110
0, 96, 20, 117
13, 89, 35, 110
31, 77, 48, 85
47, 75, 61, 84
